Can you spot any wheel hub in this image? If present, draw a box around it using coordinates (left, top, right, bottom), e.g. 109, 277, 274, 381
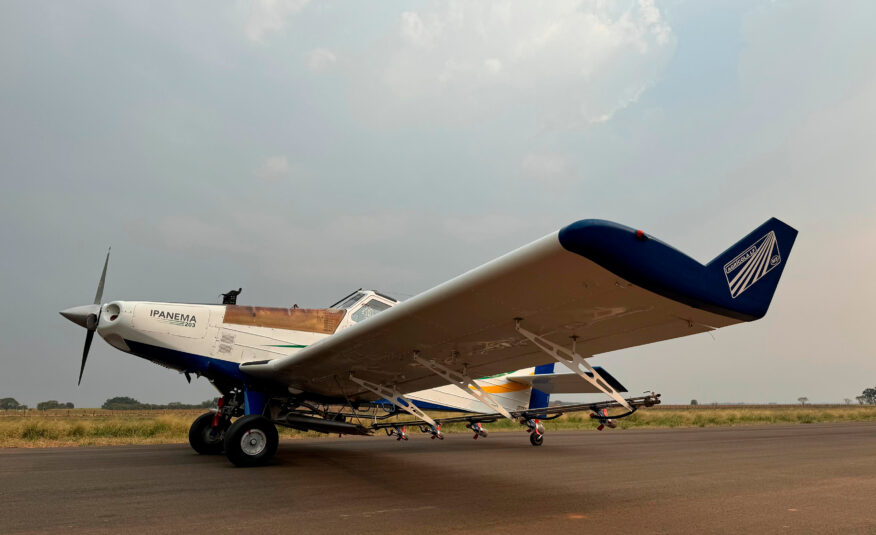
241, 429, 267, 456
203, 426, 223, 444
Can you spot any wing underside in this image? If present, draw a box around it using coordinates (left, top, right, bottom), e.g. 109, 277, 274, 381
241, 218, 796, 401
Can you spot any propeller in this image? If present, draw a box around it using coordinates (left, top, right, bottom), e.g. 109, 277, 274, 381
59, 248, 110, 385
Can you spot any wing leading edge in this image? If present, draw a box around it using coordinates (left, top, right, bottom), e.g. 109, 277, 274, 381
241, 218, 796, 400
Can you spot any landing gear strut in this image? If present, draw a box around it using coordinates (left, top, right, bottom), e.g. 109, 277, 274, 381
523, 419, 545, 447
223, 415, 279, 467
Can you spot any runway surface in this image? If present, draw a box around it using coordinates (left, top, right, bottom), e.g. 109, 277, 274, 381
1, 422, 874, 534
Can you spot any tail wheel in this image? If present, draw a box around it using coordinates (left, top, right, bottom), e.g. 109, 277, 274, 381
188, 412, 227, 455
530, 431, 544, 446
224, 415, 279, 467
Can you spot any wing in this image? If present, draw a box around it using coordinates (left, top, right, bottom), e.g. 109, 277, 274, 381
242, 218, 797, 400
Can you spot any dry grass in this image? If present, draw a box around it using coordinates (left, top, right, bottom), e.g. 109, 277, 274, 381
0, 409, 336, 448
1, 406, 874, 448
550, 405, 876, 430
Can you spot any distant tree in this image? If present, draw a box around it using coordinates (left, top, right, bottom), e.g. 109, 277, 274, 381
200, 397, 220, 408
861, 388, 876, 405
857, 396, 867, 405
797, 397, 808, 406
102, 396, 143, 410
1, 397, 24, 410
36, 400, 69, 410
101, 396, 221, 410
690, 399, 699, 406
844, 398, 852, 405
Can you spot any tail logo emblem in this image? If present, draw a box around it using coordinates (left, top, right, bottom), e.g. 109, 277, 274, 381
723, 231, 781, 298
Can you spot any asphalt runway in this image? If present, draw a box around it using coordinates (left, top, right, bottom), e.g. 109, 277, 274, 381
1, 423, 874, 534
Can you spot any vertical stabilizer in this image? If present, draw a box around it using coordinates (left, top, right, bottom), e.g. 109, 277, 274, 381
528, 363, 555, 410
705, 217, 797, 320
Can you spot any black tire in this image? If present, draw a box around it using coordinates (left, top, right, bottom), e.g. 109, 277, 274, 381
529, 431, 544, 446
188, 412, 226, 455
224, 415, 279, 467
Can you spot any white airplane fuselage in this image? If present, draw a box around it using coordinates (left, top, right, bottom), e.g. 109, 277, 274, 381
92, 293, 538, 413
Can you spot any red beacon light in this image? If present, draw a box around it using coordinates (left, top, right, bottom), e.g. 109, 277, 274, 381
634, 229, 648, 241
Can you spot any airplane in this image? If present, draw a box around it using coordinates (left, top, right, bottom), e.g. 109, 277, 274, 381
60, 217, 796, 466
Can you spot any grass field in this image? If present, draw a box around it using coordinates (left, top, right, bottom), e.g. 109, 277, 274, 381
1, 406, 874, 448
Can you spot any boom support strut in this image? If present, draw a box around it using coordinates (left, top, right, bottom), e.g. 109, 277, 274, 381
349, 374, 439, 429
412, 353, 513, 419
515, 321, 632, 411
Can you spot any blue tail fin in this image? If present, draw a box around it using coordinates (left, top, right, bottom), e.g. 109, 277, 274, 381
528, 363, 554, 410
705, 217, 797, 320
557, 216, 797, 322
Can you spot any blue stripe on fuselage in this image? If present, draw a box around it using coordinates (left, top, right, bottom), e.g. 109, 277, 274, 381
124, 339, 248, 383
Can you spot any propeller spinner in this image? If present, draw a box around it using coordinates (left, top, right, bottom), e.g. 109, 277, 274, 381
59, 248, 110, 385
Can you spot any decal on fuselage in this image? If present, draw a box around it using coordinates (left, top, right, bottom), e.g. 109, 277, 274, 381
133, 304, 210, 339
149, 308, 198, 328
723, 231, 781, 298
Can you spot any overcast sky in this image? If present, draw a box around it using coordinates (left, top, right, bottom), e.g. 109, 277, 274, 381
1, 0, 874, 408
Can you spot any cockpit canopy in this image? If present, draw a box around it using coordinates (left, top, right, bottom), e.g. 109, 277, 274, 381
331, 290, 399, 329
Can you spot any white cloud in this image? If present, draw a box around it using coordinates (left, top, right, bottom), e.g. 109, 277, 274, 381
520, 152, 575, 185
442, 214, 532, 244
358, 0, 674, 128
133, 215, 244, 256
194, 211, 422, 287
638, 0, 671, 45
245, 0, 310, 43
400, 11, 442, 48
484, 58, 503, 74
307, 48, 337, 71
254, 155, 291, 180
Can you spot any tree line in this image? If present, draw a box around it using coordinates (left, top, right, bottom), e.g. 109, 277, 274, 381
686, 387, 876, 406
101, 396, 219, 410
1, 398, 75, 410
1, 396, 220, 410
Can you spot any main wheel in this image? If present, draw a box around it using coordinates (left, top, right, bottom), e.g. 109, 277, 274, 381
189, 412, 227, 455
529, 431, 544, 446
224, 415, 279, 467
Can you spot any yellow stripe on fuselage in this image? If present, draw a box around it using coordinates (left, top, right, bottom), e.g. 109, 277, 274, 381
472, 382, 529, 394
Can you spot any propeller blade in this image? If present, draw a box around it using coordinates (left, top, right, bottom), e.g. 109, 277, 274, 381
78, 329, 95, 386
93, 247, 110, 305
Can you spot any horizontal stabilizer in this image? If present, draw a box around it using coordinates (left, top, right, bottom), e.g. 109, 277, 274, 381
509, 367, 626, 394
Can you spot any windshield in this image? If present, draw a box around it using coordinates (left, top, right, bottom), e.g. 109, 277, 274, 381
336, 292, 366, 310
351, 299, 391, 323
